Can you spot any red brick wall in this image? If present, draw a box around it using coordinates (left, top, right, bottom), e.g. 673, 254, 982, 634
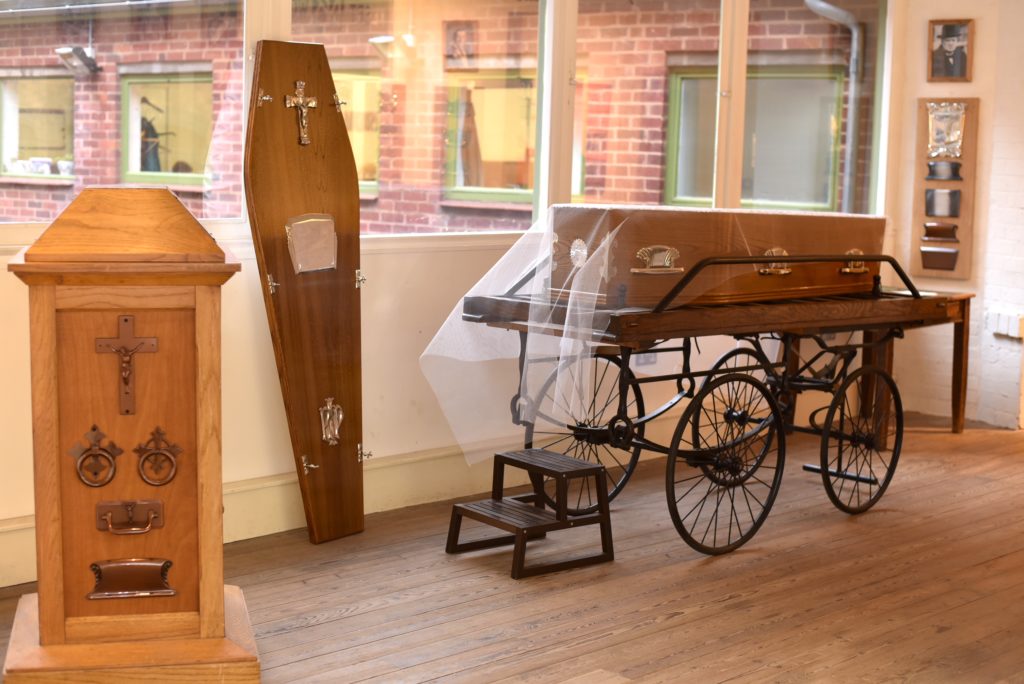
0, 7, 243, 222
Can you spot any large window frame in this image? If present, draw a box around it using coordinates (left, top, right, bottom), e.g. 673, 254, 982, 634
664, 65, 845, 212
0, 0, 890, 233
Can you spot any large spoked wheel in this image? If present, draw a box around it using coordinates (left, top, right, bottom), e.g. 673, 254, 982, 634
706, 346, 775, 387
820, 365, 903, 514
666, 373, 785, 555
525, 354, 644, 514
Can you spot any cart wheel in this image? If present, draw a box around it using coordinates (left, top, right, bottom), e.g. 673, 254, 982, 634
525, 354, 644, 514
706, 346, 774, 386
666, 373, 785, 555
820, 366, 903, 514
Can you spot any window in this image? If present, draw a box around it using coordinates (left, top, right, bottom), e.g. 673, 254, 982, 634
1, 77, 74, 178
332, 70, 382, 196
121, 73, 213, 187
665, 66, 843, 211
444, 72, 537, 203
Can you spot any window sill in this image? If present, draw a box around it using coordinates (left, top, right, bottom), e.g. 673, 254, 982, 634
439, 199, 533, 213
0, 175, 75, 188
165, 184, 207, 194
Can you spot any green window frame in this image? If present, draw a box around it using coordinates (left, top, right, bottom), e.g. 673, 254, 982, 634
120, 73, 213, 187
664, 66, 844, 212
0, 76, 75, 180
332, 70, 381, 197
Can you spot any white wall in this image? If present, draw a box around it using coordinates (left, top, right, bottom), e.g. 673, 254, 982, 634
888, 0, 1024, 428
0, 227, 521, 587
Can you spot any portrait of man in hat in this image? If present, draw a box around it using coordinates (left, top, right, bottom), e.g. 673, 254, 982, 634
929, 20, 972, 81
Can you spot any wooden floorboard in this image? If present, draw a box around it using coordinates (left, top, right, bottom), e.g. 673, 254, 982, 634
2, 420, 1024, 682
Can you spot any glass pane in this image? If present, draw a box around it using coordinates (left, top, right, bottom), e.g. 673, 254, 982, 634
674, 76, 716, 200
447, 76, 536, 195
294, 1, 541, 234
0, 0, 244, 223
576, 0, 720, 206
126, 79, 212, 177
5, 78, 74, 175
745, 0, 884, 213
742, 73, 839, 206
332, 73, 381, 185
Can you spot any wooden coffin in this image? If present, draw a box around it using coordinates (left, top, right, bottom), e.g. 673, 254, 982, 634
245, 41, 364, 544
549, 205, 886, 308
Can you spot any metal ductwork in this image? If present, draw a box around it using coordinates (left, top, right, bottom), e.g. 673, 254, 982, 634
804, 0, 863, 213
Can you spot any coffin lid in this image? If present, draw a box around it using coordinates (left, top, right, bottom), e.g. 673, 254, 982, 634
24, 187, 226, 264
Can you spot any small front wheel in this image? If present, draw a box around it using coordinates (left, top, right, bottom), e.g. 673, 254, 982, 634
666, 373, 785, 555
820, 366, 903, 514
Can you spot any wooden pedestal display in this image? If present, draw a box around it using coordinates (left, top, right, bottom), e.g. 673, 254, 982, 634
4, 188, 258, 682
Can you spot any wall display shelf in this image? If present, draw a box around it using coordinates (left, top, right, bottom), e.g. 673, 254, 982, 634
911, 98, 979, 280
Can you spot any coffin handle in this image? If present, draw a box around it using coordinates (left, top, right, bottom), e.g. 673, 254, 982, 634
758, 247, 792, 276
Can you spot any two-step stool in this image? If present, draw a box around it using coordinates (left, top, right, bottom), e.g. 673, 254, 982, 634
445, 448, 614, 579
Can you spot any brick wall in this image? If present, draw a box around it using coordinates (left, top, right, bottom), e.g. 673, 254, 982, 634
0, 6, 243, 222
2, 0, 880, 232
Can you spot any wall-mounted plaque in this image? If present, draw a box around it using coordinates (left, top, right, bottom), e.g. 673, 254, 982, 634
927, 102, 966, 158
926, 188, 961, 217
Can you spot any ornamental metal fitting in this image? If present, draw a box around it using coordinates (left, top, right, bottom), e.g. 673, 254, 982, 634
133, 426, 182, 486
69, 425, 123, 487
319, 397, 343, 446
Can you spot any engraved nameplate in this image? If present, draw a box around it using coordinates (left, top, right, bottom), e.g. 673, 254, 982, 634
88, 558, 175, 599
285, 213, 338, 274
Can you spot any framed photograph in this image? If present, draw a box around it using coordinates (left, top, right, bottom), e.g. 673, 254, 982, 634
928, 19, 973, 82
444, 20, 477, 71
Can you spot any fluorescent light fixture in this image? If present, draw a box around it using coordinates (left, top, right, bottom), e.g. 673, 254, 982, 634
55, 45, 101, 74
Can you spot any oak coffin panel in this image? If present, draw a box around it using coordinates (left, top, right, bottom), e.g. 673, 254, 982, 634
549, 205, 886, 308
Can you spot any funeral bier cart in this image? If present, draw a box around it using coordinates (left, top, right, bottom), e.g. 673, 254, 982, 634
461, 206, 972, 555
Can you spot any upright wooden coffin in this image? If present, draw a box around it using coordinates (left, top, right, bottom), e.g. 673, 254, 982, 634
550, 205, 886, 307
245, 40, 364, 544
3, 188, 258, 682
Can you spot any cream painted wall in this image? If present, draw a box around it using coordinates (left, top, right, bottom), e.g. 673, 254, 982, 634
887, 0, 1024, 428
0, 226, 521, 587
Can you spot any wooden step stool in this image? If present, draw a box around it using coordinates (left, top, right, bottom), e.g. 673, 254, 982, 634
445, 449, 614, 579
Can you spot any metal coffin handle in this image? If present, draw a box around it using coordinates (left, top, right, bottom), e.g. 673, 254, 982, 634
632, 245, 685, 275
840, 248, 870, 275
319, 397, 344, 446
102, 510, 159, 535
758, 247, 792, 276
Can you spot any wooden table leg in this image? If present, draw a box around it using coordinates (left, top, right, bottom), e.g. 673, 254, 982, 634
952, 298, 970, 434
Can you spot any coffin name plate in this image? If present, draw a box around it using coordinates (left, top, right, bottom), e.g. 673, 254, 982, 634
286, 213, 338, 274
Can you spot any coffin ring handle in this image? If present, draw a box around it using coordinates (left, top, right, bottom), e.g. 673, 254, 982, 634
632, 245, 685, 275
840, 248, 870, 274
102, 509, 159, 535
758, 247, 792, 276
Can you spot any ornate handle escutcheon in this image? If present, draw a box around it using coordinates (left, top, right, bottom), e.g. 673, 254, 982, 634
840, 248, 870, 275
134, 427, 182, 486
632, 245, 685, 275
301, 454, 320, 475
69, 425, 122, 487
758, 247, 792, 276
319, 397, 343, 446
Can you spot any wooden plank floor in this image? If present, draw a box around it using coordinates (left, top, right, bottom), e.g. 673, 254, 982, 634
2, 419, 1024, 682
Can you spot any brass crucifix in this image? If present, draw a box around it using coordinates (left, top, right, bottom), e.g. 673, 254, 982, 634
95, 315, 158, 415
285, 80, 318, 146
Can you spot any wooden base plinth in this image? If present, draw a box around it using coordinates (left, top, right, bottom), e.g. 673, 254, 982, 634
2, 585, 259, 683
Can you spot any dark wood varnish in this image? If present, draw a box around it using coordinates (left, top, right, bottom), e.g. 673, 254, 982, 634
244, 41, 364, 544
